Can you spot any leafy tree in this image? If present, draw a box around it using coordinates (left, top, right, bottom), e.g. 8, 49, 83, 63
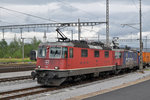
31, 36, 41, 50
0, 39, 8, 58
8, 36, 21, 58
0, 36, 41, 58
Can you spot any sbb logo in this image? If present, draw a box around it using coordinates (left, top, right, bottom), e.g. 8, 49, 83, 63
45, 60, 49, 65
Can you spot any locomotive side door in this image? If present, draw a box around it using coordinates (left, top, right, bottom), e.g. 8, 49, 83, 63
114, 51, 122, 66
62, 47, 75, 69
67, 48, 74, 69
62, 47, 68, 69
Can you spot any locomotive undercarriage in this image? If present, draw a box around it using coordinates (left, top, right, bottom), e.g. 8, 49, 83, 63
31, 70, 68, 86
37, 77, 66, 86
31, 65, 139, 86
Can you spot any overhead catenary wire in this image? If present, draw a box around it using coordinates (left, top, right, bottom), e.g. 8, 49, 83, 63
3, 9, 26, 21
131, 0, 139, 9
0, 6, 58, 23
0, 20, 15, 25
55, 0, 100, 20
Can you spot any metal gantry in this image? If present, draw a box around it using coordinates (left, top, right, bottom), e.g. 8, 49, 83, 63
0, 21, 106, 41
139, 0, 143, 70
78, 19, 81, 41
0, 21, 106, 42
0, 22, 106, 30
2, 29, 4, 40
106, 0, 109, 46
96, 39, 150, 43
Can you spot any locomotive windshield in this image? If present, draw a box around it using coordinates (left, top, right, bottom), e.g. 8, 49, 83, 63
50, 47, 62, 58
50, 47, 68, 58
38, 46, 46, 58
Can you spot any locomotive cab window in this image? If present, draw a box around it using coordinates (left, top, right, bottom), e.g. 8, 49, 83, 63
81, 49, 88, 57
105, 51, 109, 58
50, 47, 62, 58
94, 50, 99, 57
69, 48, 73, 58
38, 46, 46, 58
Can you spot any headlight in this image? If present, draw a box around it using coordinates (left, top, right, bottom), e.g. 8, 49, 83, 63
54, 66, 59, 69
38, 66, 41, 69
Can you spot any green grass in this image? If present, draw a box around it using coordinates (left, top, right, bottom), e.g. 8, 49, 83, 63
0, 58, 35, 63
144, 68, 150, 71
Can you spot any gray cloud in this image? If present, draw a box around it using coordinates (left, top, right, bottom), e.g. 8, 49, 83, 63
0, 0, 150, 46
0, 0, 56, 5
1, 0, 150, 5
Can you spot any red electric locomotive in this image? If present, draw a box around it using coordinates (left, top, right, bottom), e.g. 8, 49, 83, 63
31, 29, 139, 86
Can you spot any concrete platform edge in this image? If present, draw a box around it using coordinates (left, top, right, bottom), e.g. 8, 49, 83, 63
67, 72, 150, 100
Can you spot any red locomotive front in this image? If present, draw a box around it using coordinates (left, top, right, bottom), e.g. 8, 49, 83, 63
36, 45, 68, 70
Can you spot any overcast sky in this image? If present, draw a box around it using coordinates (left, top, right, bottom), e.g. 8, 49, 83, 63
0, 0, 150, 48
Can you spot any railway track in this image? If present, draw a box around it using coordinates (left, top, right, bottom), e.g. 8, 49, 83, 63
0, 65, 35, 73
0, 86, 47, 100
0, 81, 91, 100
0, 83, 70, 100
0, 70, 135, 100
0, 75, 32, 83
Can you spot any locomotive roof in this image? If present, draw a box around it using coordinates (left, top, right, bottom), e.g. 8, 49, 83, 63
39, 41, 112, 50
39, 41, 138, 52
112, 49, 138, 53
39, 42, 74, 47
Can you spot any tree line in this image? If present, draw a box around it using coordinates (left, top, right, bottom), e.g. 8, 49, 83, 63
0, 37, 41, 58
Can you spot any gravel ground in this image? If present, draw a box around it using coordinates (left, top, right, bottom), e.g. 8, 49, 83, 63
21, 69, 150, 100
0, 79, 40, 92
0, 71, 40, 93
0, 71, 32, 79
